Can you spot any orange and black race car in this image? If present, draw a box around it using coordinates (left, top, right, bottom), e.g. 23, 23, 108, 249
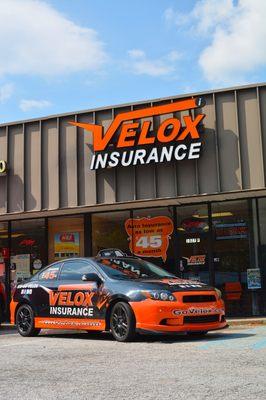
10, 256, 227, 342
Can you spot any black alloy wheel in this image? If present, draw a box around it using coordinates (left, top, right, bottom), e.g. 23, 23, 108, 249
16, 304, 41, 337
110, 302, 136, 342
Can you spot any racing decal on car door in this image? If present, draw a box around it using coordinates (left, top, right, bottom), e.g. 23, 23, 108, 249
34, 283, 110, 330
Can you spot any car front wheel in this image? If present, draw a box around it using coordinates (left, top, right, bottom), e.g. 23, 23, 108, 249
16, 304, 41, 337
110, 302, 136, 342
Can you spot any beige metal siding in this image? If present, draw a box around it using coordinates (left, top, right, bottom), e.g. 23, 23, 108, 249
154, 99, 177, 198
25, 122, 41, 211
114, 105, 135, 203
77, 112, 96, 206
0, 127, 8, 214
259, 86, 266, 180
42, 119, 59, 210
216, 91, 242, 191
59, 116, 78, 207
0, 83, 265, 217
8, 125, 24, 213
197, 94, 219, 194
238, 89, 264, 189
95, 109, 116, 204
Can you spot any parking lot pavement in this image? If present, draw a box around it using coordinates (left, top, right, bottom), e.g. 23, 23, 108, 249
0, 326, 265, 400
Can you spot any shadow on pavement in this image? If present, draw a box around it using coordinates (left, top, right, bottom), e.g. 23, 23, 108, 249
37, 330, 257, 344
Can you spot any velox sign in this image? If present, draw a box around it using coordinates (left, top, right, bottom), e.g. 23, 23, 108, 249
69, 97, 205, 170
0, 160, 7, 175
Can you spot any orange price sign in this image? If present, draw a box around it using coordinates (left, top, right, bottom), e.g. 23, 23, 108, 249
125, 216, 173, 261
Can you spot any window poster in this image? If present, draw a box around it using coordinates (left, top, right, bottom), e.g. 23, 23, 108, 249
247, 268, 261, 290
54, 232, 80, 260
10, 254, 31, 280
125, 216, 173, 261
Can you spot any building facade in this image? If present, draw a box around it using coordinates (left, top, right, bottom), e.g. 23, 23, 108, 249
1, 83, 266, 318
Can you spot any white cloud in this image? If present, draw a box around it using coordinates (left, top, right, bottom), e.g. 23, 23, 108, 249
0, 83, 14, 103
165, 0, 266, 85
128, 49, 146, 59
199, 0, 266, 84
164, 1, 234, 35
191, 0, 234, 35
19, 99, 52, 112
127, 49, 180, 77
0, 0, 107, 77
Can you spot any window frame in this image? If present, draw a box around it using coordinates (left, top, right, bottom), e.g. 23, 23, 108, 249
37, 261, 64, 281
58, 259, 99, 281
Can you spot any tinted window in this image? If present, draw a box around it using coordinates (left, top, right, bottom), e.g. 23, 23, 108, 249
59, 261, 95, 281
39, 263, 62, 281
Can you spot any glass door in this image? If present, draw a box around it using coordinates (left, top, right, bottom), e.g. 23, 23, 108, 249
0, 222, 8, 321
176, 204, 210, 284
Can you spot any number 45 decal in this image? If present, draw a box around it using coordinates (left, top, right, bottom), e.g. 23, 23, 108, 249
125, 216, 174, 261
136, 235, 162, 249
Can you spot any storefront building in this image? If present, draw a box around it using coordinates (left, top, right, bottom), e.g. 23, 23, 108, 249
1, 82, 266, 318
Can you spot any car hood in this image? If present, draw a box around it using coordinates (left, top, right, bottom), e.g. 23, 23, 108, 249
112, 277, 214, 292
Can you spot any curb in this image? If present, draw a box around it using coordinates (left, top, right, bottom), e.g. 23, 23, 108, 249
0, 323, 15, 330
227, 318, 266, 327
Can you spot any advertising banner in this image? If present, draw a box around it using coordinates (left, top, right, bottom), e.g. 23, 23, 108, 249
185, 255, 206, 266
215, 222, 248, 240
11, 254, 31, 280
247, 268, 262, 289
54, 232, 80, 260
125, 216, 173, 261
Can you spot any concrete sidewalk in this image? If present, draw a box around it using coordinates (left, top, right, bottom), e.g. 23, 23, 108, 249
227, 317, 266, 326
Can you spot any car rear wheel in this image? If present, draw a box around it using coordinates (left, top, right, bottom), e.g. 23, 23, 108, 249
16, 304, 41, 337
110, 302, 136, 342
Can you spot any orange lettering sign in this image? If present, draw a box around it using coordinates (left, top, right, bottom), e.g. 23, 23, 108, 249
69, 97, 205, 152
125, 216, 174, 261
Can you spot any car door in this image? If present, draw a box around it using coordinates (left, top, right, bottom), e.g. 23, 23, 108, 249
32, 262, 62, 326
56, 260, 107, 330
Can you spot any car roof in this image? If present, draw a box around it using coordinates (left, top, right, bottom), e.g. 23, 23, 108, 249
48, 256, 139, 265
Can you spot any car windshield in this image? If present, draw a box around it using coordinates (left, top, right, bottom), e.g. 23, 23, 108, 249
96, 257, 176, 280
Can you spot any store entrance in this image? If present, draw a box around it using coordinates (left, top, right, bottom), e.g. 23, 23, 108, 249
176, 204, 211, 285
211, 201, 253, 317
0, 222, 8, 322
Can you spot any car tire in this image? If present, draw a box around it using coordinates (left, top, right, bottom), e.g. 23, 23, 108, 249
16, 304, 41, 337
110, 302, 136, 342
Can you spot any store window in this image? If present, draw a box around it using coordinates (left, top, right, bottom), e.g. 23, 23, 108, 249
176, 204, 210, 284
211, 200, 253, 316
0, 222, 8, 316
92, 211, 131, 256
48, 216, 84, 263
256, 198, 266, 314
132, 208, 175, 273
11, 219, 46, 283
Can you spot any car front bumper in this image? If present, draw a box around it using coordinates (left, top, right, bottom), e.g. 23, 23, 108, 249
130, 291, 227, 333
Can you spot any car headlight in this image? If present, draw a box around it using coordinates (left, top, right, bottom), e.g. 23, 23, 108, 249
143, 290, 176, 301
215, 288, 222, 300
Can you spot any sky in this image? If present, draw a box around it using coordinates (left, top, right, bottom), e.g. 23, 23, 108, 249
0, 0, 266, 123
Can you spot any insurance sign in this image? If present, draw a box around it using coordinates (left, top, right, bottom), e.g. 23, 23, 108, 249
69, 97, 205, 170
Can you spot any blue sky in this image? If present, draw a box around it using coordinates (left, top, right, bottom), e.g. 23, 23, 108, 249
0, 0, 265, 123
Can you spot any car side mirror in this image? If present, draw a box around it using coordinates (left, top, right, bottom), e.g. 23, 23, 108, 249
82, 273, 103, 286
